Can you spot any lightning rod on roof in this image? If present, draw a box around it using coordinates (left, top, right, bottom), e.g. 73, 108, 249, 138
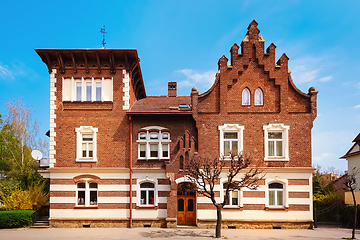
100, 25, 107, 48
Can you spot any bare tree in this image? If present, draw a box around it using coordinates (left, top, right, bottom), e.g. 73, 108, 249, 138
186, 150, 264, 238
344, 167, 360, 239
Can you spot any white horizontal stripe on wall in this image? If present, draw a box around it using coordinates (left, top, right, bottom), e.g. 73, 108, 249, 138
157, 185, 171, 191
287, 198, 311, 204
98, 185, 129, 191
241, 198, 266, 204
157, 197, 167, 204
132, 209, 167, 219
98, 197, 129, 203
50, 185, 76, 191
197, 197, 221, 204
50, 172, 129, 179
198, 209, 312, 220
50, 197, 76, 203
50, 209, 129, 219
287, 186, 310, 191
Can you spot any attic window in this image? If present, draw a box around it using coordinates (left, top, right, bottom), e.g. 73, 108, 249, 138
170, 107, 178, 110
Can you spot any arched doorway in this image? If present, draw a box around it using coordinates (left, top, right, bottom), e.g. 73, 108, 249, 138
177, 182, 196, 226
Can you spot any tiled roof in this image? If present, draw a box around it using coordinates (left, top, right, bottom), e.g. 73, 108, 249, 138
127, 95, 192, 114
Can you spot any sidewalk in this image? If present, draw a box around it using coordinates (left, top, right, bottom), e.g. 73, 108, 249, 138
0, 227, 358, 240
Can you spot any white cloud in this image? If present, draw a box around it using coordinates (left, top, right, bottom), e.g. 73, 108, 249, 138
176, 69, 217, 93
312, 131, 355, 172
0, 63, 14, 80
313, 152, 336, 162
319, 76, 332, 82
353, 105, 360, 109
289, 56, 333, 86
0, 61, 39, 81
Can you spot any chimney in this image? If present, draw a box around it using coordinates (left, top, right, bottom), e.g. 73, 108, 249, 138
168, 81, 177, 97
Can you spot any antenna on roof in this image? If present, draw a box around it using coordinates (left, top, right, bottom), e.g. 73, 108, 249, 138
100, 25, 107, 48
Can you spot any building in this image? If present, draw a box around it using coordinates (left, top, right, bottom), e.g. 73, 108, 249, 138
36, 20, 318, 229
340, 133, 360, 204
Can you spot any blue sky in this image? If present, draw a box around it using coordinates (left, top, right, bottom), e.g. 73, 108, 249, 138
0, 1, 359, 172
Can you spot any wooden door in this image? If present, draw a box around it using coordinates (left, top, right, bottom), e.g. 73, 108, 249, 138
177, 195, 196, 226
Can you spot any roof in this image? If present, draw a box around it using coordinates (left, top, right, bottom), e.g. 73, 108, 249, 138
127, 95, 192, 115
340, 133, 360, 159
35, 48, 146, 100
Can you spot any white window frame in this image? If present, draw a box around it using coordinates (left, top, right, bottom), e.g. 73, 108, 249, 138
138, 181, 157, 206
263, 123, 289, 161
265, 180, 288, 208
76, 181, 98, 207
63, 77, 111, 102
76, 126, 98, 162
218, 124, 244, 158
222, 182, 241, 207
254, 88, 263, 106
137, 126, 171, 160
242, 88, 251, 105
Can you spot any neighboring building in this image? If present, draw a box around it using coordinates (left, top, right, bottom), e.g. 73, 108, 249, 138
36, 20, 318, 229
340, 133, 360, 204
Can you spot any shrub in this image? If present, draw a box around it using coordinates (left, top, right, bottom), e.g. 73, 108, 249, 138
0, 210, 35, 228
0, 182, 49, 210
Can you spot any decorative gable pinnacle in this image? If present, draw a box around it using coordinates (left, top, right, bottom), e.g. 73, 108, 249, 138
246, 20, 261, 42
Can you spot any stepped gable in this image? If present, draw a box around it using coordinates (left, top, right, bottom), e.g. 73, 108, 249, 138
194, 20, 318, 117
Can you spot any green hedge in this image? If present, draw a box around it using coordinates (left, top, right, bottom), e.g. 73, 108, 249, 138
0, 210, 35, 228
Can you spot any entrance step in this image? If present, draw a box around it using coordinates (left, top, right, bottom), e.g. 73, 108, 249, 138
31, 219, 49, 228
177, 225, 198, 229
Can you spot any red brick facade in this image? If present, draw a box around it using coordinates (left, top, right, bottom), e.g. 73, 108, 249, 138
37, 20, 317, 229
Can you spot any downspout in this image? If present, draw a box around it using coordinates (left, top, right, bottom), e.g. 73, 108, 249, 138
129, 115, 133, 228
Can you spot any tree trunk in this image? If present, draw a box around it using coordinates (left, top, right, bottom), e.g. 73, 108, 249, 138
215, 205, 222, 238
351, 188, 357, 239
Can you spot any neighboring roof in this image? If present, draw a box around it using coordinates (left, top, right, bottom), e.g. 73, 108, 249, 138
127, 95, 192, 114
340, 133, 360, 159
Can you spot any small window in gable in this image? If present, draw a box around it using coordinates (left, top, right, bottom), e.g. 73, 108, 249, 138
255, 88, 263, 106
242, 88, 251, 105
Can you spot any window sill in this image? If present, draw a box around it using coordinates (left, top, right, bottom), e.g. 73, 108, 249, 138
76, 158, 97, 162
223, 206, 243, 210
264, 157, 289, 161
63, 101, 113, 110
74, 206, 98, 209
137, 158, 170, 161
136, 205, 158, 210
265, 207, 288, 211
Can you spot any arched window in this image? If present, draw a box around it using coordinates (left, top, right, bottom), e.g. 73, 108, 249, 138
255, 88, 263, 106
242, 88, 251, 105
140, 182, 155, 206
223, 182, 239, 206
269, 182, 283, 207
